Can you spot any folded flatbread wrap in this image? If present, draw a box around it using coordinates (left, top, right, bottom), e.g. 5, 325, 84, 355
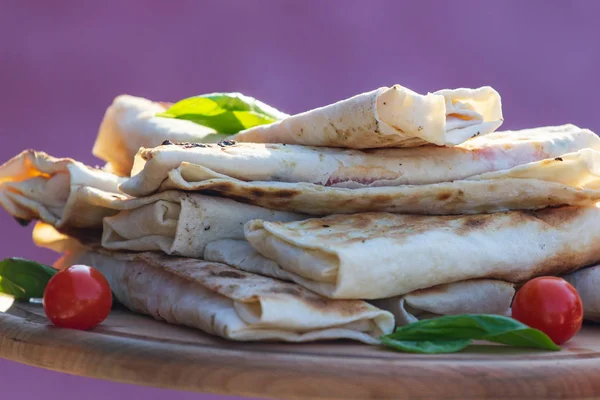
0, 150, 126, 228
93, 95, 225, 176
58, 247, 393, 344
232, 85, 503, 148
0, 150, 306, 248
204, 239, 515, 324
370, 280, 515, 325
102, 192, 305, 257
564, 265, 600, 321
244, 206, 600, 299
125, 125, 598, 191
118, 148, 600, 215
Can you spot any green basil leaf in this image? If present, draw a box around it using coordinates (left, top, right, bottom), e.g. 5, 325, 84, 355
0, 276, 27, 298
381, 314, 560, 354
488, 328, 561, 351
157, 93, 289, 134
380, 336, 471, 354
391, 314, 529, 341
0, 258, 57, 300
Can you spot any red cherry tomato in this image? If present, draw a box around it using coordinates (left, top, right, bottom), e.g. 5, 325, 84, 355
512, 276, 583, 345
43, 264, 112, 330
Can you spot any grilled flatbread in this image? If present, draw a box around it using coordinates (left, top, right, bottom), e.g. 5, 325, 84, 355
119, 148, 600, 215
233, 85, 503, 148
57, 247, 394, 344
125, 124, 599, 190
205, 239, 514, 324
0, 150, 305, 250
244, 206, 600, 299
102, 192, 305, 257
564, 265, 600, 321
371, 280, 514, 325
0, 150, 126, 228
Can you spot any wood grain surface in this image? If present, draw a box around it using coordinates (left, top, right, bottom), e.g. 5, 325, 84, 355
2, 302, 600, 399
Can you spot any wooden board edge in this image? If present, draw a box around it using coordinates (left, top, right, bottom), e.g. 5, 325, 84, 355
3, 312, 600, 399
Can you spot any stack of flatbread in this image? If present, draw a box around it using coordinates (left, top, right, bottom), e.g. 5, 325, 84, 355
3, 83, 600, 346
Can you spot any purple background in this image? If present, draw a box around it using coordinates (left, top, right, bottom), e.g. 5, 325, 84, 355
1, 0, 599, 399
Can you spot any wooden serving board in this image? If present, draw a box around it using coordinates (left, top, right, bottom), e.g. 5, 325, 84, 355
2, 302, 600, 400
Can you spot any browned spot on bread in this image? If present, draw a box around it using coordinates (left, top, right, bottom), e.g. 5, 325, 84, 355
205, 181, 236, 193
140, 150, 152, 161
574, 191, 591, 201
267, 285, 367, 316
276, 189, 299, 198
437, 192, 452, 201
249, 188, 266, 198
528, 206, 589, 228
489, 244, 600, 283
202, 183, 300, 209
455, 215, 494, 235
366, 194, 394, 211
211, 270, 246, 279
436, 189, 467, 207
323, 213, 375, 231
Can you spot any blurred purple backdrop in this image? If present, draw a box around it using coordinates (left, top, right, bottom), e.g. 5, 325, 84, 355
1, 0, 599, 399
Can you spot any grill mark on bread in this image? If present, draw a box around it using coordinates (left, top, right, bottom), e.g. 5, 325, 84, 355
249, 188, 266, 198
266, 285, 369, 315
455, 214, 494, 235
132, 252, 370, 317
211, 270, 246, 279
527, 206, 589, 228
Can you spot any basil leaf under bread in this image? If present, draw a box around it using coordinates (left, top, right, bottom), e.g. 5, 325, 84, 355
157, 92, 288, 134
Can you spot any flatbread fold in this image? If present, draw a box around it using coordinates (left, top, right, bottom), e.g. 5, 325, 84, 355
232, 85, 503, 148
370, 280, 515, 325
204, 239, 515, 325
58, 247, 394, 344
118, 148, 600, 216
125, 124, 599, 190
0, 150, 306, 251
0, 150, 126, 228
244, 206, 600, 299
102, 192, 305, 257
564, 265, 600, 321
